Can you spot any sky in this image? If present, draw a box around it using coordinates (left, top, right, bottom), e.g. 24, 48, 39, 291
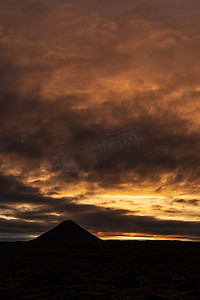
1, 0, 200, 241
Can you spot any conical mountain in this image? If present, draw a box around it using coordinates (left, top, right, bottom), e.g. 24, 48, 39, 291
34, 220, 101, 242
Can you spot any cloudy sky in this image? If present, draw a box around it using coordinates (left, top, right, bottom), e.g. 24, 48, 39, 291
1, 0, 200, 241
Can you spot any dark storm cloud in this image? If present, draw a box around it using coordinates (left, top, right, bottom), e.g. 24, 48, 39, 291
79, 212, 200, 239
0, 173, 43, 204
1, 74, 199, 191
0, 218, 47, 235
0, 0, 200, 188
1, 0, 200, 240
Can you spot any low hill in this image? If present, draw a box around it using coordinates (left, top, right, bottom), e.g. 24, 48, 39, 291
33, 220, 101, 242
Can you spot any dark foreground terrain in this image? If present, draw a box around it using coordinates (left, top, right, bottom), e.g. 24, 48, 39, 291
1, 240, 200, 300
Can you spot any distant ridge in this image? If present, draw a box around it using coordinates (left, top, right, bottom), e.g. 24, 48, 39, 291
33, 220, 101, 242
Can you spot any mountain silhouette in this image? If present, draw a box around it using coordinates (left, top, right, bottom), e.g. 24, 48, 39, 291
34, 220, 101, 242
